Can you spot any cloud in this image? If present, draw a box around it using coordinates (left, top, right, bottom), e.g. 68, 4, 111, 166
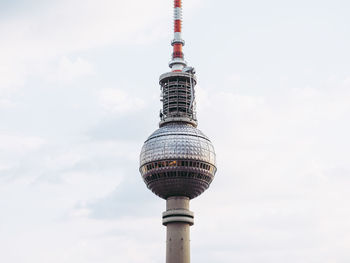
82, 177, 159, 220
0, 133, 45, 151
0, 0, 171, 99
48, 56, 95, 82
0, 0, 170, 59
188, 75, 350, 262
98, 88, 146, 115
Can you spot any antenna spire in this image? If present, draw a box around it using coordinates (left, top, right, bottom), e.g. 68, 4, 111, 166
169, 0, 187, 71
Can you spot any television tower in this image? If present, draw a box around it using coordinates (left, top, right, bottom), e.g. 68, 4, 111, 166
139, 0, 217, 262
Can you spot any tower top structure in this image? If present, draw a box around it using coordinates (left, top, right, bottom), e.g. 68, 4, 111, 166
158, 0, 198, 127
140, 0, 216, 201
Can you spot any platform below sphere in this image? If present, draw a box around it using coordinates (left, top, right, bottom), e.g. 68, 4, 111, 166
139, 123, 217, 199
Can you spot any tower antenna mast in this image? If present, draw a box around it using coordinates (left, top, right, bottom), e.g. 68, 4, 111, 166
170, 0, 187, 71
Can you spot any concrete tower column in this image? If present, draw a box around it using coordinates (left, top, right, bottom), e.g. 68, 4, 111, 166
162, 196, 194, 263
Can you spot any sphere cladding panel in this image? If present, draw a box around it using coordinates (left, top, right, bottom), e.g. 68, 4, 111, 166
140, 124, 216, 166
139, 124, 216, 199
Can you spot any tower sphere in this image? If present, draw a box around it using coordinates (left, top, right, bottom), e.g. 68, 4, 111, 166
139, 123, 216, 199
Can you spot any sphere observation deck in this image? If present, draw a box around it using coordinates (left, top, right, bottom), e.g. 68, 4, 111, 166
139, 123, 216, 199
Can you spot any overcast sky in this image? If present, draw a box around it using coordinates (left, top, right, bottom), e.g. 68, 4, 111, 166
1, 0, 350, 262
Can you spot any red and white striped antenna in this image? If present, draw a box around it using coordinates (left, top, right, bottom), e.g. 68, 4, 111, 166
169, 0, 187, 71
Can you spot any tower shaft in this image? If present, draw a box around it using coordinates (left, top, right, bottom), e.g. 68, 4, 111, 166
162, 197, 193, 263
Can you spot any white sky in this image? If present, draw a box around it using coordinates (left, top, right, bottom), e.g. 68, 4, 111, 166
1, 0, 350, 262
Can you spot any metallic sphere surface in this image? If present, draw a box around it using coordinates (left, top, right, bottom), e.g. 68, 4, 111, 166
139, 123, 216, 199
